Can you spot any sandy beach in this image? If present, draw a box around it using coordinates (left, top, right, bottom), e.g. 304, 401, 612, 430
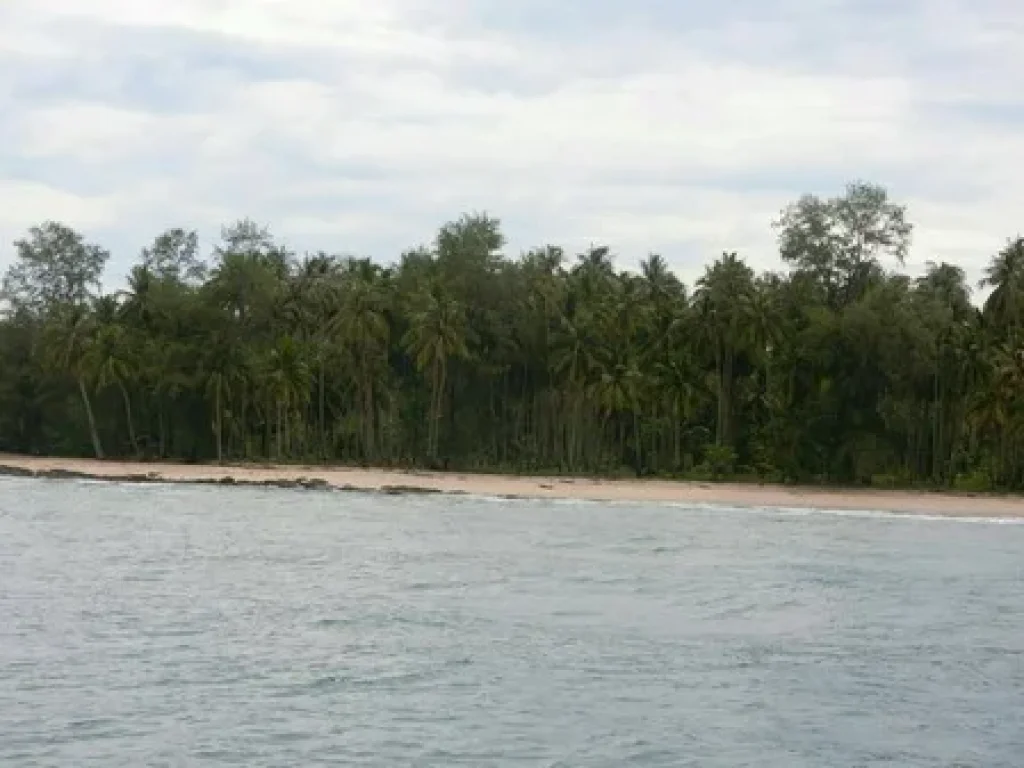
1, 453, 1022, 519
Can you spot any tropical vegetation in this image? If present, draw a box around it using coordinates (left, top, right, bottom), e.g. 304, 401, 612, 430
2, 182, 1023, 490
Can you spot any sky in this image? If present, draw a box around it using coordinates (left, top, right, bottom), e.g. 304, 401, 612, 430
1, 0, 1023, 290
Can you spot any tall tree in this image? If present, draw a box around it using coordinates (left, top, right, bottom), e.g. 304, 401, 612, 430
39, 307, 105, 458
140, 228, 206, 285
2, 222, 109, 457
3, 187, 1024, 491
695, 252, 755, 449
980, 236, 1024, 334
332, 259, 391, 461
774, 181, 912, 308
402, 280, 469, 461
2, 221, 108, 318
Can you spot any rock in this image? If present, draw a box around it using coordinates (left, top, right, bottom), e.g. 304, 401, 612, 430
0, 465, 36, 478
36, 468, 92, 480
379, 484, 443, 495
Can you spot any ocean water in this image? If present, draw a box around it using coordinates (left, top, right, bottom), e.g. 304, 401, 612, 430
1, 478, 1022, 767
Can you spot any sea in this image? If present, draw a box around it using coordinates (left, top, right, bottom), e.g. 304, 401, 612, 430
1, 477, 1022, 766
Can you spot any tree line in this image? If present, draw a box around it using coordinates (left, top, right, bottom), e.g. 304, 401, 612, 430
2, 181, 1023, 490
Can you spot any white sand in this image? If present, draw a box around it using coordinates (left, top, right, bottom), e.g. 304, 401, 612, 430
1, 454, 1022, 518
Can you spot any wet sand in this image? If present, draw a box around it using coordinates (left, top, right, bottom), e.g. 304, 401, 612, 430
1, 454, 1021, 519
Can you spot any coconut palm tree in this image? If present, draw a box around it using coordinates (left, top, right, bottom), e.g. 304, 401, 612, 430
87, 321, 140, 456
401, 280, 468, 461
981, 237, 1024, 335
695, 252, 756, 447
332, 261, 391, 460
39, 306, 104, 458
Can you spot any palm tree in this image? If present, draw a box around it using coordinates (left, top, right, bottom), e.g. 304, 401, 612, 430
695, 252, 755, 447
86, 322, 140, 456
201, 338, 248, 464
401, 281, 469, 461
288, 252, 343, 458
263, 335, 312, 459
915, 262, 975, 482
980, 237, 1024, 333
979, 337, 1024, 485
549, 301, 607, 471
39, 306, 104, 458
332, 262, 391, 460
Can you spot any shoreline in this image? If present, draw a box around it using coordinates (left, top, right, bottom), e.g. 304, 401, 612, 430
1, 454, 1022, 519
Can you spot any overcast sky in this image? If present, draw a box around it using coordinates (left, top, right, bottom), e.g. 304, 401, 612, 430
1, 0, 1022, 289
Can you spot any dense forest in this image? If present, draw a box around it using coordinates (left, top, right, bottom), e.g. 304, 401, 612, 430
1, 181, 1023, 490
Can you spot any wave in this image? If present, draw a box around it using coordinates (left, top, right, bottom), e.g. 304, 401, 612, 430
4, 473, 1019, 525
664, 501, 1024, 525
467, 493, 1024, 525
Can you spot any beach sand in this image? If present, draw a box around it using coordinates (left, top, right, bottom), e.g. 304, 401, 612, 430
1, 454, 1021, 519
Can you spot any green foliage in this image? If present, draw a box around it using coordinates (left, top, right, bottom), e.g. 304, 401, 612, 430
2, 222, 108, 317
700, 445, 738, 480
1, 193, 1023, 491
952, 470, 994, 493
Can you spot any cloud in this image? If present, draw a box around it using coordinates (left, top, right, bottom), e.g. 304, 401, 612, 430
1, 0, 1023, 290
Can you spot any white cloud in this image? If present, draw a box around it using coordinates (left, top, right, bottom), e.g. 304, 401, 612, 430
1, 0, 1023, 289
14, 102, 195, 161
0, 180, 118, 229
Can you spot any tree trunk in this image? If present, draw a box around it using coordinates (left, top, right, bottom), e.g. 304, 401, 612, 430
673, 399, 682, 470
362, 371, 375, 461
567, 383, 581, 471
283, 394, 290, 458
158, 400, 166, 458
78, 377, 104, 459
714, 339, 727, 445
276, 398, 283, 460
428, 357, 441, 460
632, 407, 642, 476
214, 379, 223, 464
722, 346, 734, 447
931, 372, 941, 483
118, 380, 140, 457
319, 362, 326, 460
432, 359, 447, 461
1000, 427, 1009, 487
266, 397, 274, 456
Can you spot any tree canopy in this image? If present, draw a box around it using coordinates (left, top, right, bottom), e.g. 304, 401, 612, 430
2, 182, 1022, 491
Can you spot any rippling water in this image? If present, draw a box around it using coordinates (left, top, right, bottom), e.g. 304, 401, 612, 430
1, 478, 1023, 766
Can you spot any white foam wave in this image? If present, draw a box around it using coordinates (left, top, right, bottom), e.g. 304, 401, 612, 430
459, 492, 1024, 525
663, 501, 1024, 525
6, 474, 1020, 524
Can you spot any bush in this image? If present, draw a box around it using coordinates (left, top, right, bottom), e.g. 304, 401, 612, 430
701, 444, 737, 480
953, 469, 993, 493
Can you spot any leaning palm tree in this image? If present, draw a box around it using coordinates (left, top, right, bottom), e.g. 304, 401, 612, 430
39, 305, 104, 458
86, 322, 140, 456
